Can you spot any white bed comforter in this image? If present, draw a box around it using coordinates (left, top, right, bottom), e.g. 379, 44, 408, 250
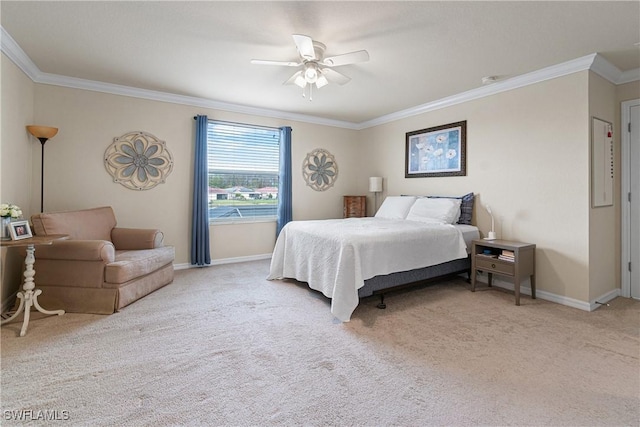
267, 218, 467, 322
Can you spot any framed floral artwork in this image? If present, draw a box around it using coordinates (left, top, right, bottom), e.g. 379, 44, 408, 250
405, 121, 467, 178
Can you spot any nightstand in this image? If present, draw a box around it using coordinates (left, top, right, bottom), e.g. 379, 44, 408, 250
471, 239, 536, 305
343, 196, 366, 218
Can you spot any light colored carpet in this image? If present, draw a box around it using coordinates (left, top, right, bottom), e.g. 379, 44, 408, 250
1, 259, 638, 426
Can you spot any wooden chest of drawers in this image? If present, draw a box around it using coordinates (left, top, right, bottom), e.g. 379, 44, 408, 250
343, 195, 366, 218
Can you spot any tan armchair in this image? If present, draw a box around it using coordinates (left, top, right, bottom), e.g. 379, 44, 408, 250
30, 206, 175, 314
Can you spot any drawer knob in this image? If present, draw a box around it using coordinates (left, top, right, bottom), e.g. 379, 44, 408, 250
491, 263, 496, 268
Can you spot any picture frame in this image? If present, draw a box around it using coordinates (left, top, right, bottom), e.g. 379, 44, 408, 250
9, 220, 32, 240
405, 120, 467, 178
591, 116, 614, 207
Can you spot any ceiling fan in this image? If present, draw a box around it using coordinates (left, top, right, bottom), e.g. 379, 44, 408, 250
251, 34, 370, 100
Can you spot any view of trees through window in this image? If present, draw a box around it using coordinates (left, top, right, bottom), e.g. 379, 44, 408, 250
207, 121, 280, 221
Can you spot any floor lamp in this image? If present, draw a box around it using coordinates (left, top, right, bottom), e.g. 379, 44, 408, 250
369, 176, 383, 215
27, 126, 58, 213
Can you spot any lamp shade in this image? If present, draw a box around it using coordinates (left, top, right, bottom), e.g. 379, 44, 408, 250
369, 176, 383, 192
27, 125, 59, 213
27, 125, 58, 141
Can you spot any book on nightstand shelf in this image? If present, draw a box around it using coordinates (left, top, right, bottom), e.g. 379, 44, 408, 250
498, 249, 515, 262
477, 253, 498, 259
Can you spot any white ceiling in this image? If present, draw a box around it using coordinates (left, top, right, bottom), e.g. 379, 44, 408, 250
2, 1, 639, 125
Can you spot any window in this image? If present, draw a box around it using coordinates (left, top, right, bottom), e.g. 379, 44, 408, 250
207, 121, 280, 222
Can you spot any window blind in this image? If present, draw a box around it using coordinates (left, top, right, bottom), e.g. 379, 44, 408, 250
207, 121, 280, 221
207, 122, 279, 173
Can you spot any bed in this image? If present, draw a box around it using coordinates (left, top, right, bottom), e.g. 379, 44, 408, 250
267, 194, 478, 321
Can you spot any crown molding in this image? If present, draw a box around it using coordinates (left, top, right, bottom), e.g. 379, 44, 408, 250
618, 68, 640, 85
2, 25, 637, 131
358, 53, 632, 129
1, 26, 41, 81
590, 53, 626, 83
0, 26, 358, 130
35, 72, 360, 130
590, 53, 640, 85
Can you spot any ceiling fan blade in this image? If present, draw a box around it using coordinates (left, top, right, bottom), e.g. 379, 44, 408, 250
251, 59, 301, 67
292, 34, 316, 60
321, 68, 351, 85
322, 50, 370, 67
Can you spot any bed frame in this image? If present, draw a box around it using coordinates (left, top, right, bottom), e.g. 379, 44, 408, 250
358, 255, 471, 308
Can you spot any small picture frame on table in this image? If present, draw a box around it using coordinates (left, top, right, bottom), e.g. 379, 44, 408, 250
9, 220, 32, 240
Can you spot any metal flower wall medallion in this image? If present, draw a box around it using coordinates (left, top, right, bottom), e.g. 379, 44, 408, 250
105, 131, 174, 190
302, 148, 338, 191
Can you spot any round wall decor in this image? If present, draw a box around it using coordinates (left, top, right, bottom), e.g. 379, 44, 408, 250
302, 148, 338, 192
105, 131, 174, 190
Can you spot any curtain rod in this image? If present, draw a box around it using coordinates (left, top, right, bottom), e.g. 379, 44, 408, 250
193, 116, 280, 131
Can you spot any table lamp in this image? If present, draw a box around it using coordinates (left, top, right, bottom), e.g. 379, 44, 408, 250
369, 177, 383, 214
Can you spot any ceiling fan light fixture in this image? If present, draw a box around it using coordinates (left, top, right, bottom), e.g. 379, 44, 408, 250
304, 63, 319, 83
294, 74, 307, 88
315, 74, 329, 89
255, 34, 369, 98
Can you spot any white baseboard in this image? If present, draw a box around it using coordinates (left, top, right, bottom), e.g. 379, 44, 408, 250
173, 253, 272, 270
589, 288, 620, 311
473, 273, 615, 312
172, 262, 623, 312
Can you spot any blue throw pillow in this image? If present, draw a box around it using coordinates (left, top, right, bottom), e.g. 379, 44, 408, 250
427, 193, 474, 225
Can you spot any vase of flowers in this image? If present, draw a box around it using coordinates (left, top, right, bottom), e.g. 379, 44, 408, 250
1, 203, 23, 240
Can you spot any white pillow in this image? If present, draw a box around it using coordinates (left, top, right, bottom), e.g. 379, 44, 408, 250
374, 196, 417, 219
406, 197, 462, 224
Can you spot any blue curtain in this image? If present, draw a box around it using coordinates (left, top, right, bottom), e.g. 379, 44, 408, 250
277, 126, 292, 236
191, 115, 211, 266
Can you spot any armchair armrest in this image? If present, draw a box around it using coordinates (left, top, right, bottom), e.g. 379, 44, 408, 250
34, 240, 115, 263
111, 227, 164, 250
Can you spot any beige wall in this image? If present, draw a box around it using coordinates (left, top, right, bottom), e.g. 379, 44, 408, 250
1, 54, 36, 308
30, 85, 360, 266
1, 55, 35, 216
358, 72, 592, 302
587, 73, 618, 300
616, 81, 640, 103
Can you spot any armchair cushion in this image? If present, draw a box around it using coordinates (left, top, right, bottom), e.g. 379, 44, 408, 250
105, 247, 175, 285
